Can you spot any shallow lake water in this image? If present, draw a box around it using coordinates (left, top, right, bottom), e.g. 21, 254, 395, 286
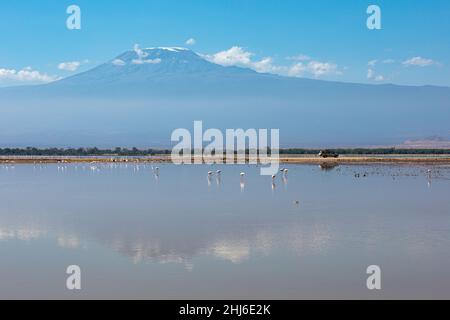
0, 163, 450, 299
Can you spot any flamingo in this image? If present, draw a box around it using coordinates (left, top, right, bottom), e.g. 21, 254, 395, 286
153, 166, 160, 179
240, 172, 245, 191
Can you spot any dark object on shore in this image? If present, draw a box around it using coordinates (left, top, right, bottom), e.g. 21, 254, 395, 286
318, 150, 339, 158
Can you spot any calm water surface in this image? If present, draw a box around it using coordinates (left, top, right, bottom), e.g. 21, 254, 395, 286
0, 163, 450, 299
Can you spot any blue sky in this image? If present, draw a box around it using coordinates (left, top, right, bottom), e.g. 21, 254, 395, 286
0, 0, 449, 87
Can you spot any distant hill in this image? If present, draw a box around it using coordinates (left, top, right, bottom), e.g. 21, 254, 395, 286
1, 47, 449, 147
397, 136, 450, 149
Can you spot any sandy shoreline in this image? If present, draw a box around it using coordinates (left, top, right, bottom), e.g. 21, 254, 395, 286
1, 155, 450, 165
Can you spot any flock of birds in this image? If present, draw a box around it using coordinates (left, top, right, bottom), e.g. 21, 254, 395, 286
205, 168, 289, 187
1, 162, 446, 205
203, 167, 294, 202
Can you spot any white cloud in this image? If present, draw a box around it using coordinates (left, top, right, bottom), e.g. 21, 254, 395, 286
402, 56, 438, 67
112, 59, 126, 66
367, 59, 392, 81
58, 59, 89, 72
58, 61, 79, 71
0, 67, 60, 85
205, 46, 340, 78
205, 46, 253, 67
288, 61, 339, 77
367, 68, 384, 82
287, 63, 306, 77
252, 57, 287, 74
133, 44, 148, 60
374, 75, 384, 81
131, 44, 162, 65
185, 38, 196, 46
306, 61, 339, 77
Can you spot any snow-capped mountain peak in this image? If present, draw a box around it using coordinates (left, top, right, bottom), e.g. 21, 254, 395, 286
56, 46, 257, 86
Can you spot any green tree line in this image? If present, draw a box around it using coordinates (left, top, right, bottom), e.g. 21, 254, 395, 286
0, 147, 449, 156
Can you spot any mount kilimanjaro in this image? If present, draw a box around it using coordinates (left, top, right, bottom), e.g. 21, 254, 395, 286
1, 47, 449, 147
